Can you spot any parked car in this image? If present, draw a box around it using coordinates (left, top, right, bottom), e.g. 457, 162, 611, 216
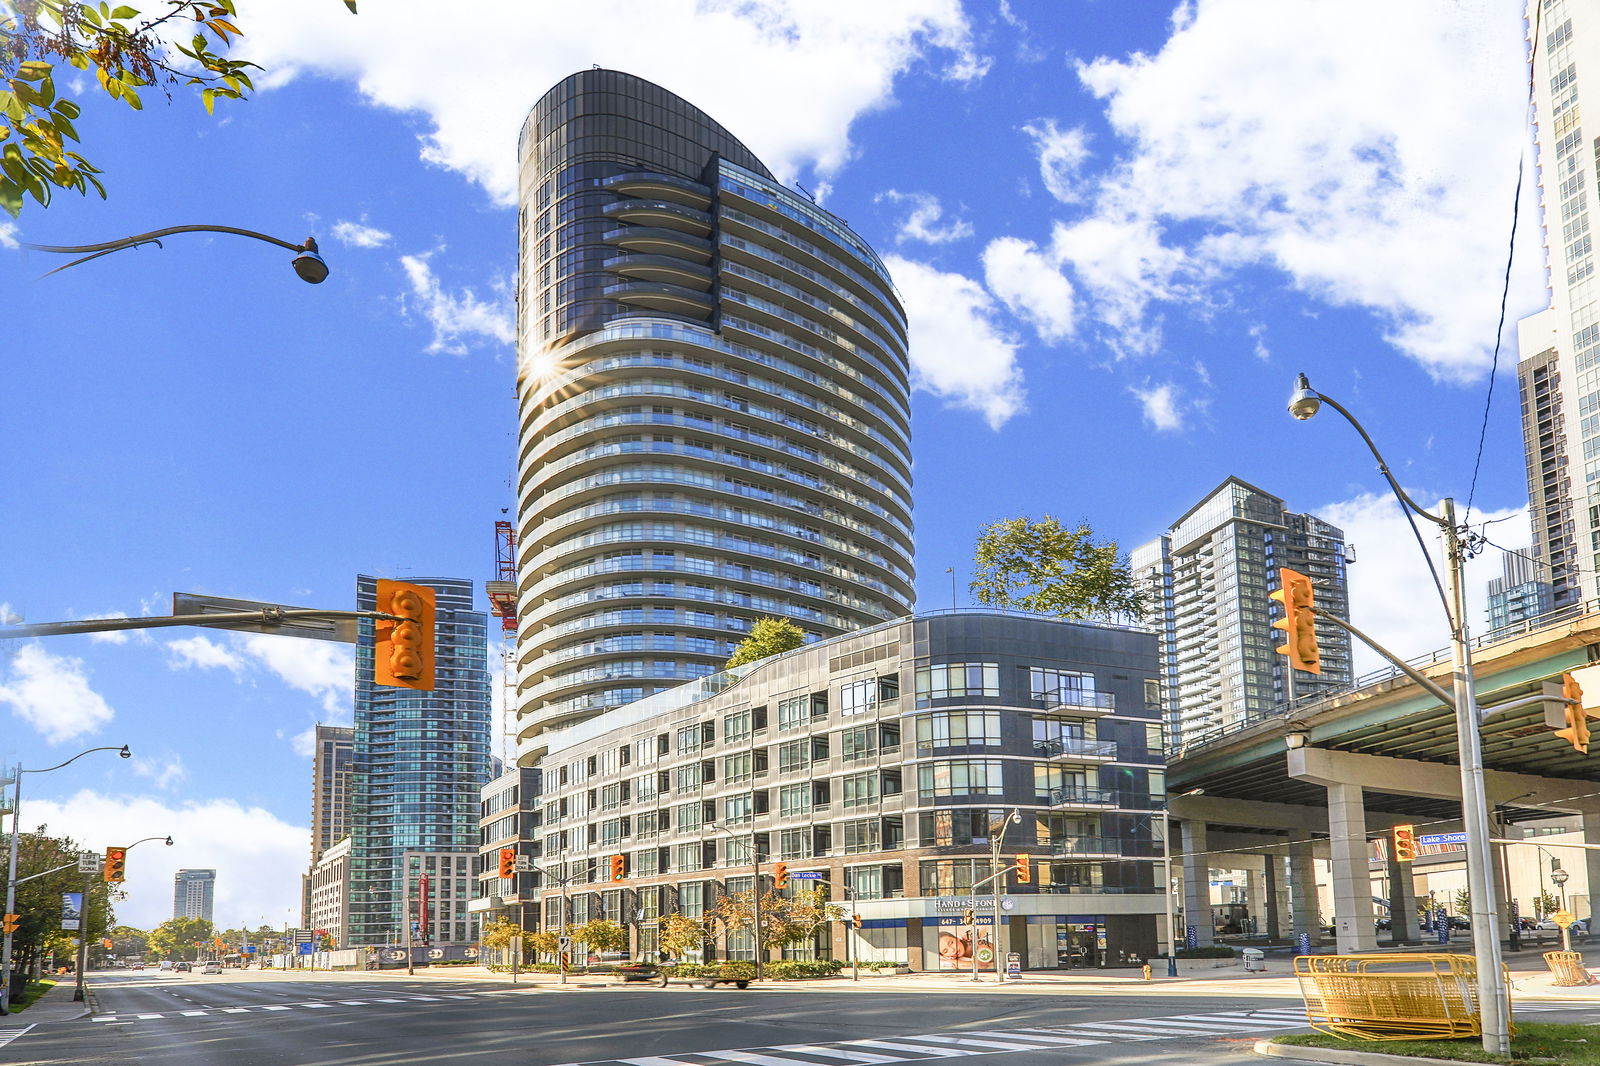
1533, 918, 1589, 942
201, 962, 223, 974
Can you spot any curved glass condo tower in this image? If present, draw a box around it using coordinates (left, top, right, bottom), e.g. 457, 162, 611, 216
513, 70, 915, 761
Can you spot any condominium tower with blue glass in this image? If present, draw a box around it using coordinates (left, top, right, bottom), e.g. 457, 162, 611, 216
512, 70, 916, 764
346, 575, 493, 947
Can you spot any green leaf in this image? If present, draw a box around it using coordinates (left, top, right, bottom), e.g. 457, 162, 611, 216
52, 113, 78, 142
121, 88, 142, 111
55, 99, 79, 119
343, 0, 357, 11
80, 7, 103, 26
0, 179, 23, 219
110, 5, 138, 17
201, 87, 215, 115
16, 61, 53, 82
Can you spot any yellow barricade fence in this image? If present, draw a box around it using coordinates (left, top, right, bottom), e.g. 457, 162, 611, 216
1542, 950, 1598, 987
1293, 953, 1512, 1041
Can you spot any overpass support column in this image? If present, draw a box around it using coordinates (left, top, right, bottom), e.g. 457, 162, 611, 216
1385, 849, 1417, 946
1245, 863, 1268, 936
1327, 783, 1379, 953
1181, 821, 1213, 948
1264, 853, 1283, 940
1289, 841, 1317, 943
1585, 812, 1600, 922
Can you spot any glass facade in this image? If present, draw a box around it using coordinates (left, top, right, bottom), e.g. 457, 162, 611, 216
512, 70, 915, 752
346, 576, 493, 947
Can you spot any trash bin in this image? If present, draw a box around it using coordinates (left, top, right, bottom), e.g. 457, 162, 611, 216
1242, 948, 1266, 972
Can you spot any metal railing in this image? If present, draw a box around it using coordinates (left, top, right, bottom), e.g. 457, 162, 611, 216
1033, 737, 1118, 759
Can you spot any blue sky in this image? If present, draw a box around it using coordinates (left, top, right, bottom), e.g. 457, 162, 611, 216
1, 0, 1542, 930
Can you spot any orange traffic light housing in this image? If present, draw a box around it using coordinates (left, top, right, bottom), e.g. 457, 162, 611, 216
610, 853, 626, 882
498, 848, 516, 879
1393, 824, 1417, 862
1555, 672, 1594, 754
852, 912, 863, 929
3, 914, 20, 934
773, 862, 789, 889
374, 579, 436, 690
1270, 567, 1321, 675
1013, 856, 1032, 884
104, 846, 127, 883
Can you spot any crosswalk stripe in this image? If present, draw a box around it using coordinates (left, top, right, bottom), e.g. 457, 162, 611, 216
221, 1008, 250, 1014
1162, 1015, 1297, 1030
303, 1003, 332, 1008
773, 1043, 906, 1063
338, 1000, 369, 1005
1056, 1021, 1219, 1036
893, 1035, 1055, 1051
715, 1050, 845, 1066
260, 1006, 291, 1011
0, 1025, 35, 1048
618, 1056, 704, 1066
961, 1031, 1099, 1047
843, 1040, 978, 1057
137, 1013, 165, 1019
1009, 1027, 1155, 1042
179, 1010, 208, 1016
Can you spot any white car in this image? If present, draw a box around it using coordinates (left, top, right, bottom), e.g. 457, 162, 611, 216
1534, 918, 1589, 942
201, 962, 223, 974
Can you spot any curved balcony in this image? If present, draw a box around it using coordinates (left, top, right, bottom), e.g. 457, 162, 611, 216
605, 253, 713, 291
1032, 737, 1119, 762
601, 171, 712, 208
603, 280, 715, 316
602, 199, 713, 236
603, 226, 714, 263
1044, 786, 1120, 810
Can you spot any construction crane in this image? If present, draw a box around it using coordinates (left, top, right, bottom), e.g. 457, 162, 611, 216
487, 520, 519, 765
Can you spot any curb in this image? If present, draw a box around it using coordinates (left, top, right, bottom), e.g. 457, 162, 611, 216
1252, 1038, 1485, 1066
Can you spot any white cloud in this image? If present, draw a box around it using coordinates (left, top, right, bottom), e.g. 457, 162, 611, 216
21, 791, 307, 931
399, 250, 514, 356
1049, 214, 1188, 356
1062, 0, 1539, 380
0, 643, 115, 743
884, 254, 1025, 428
877, 189, 973, 245
132, 753, 189, 792
0, 602, 21, 625
981, 236, 1076, 343
240, 0, 983, 199
1131, 381, 1184, 431
1022, 119, 1091, 203
330, 219, 392, 248
1317, 493, 1528, 674
0, 221, 17, 250
167, 634, 247, 674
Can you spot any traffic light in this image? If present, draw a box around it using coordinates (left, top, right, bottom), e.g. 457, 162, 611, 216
1270, 568, 1321, 675
610, 853, 626, 882
374, 579, 436, 690
852, 912, 863, 929
103, 846, 127, 883
1553, 671, 1596, 754
773, 862, 789, 889
498, 848, 516, 879
1392, 824, 1417, 863
102, 938, 114, 950
3, 914, 19, 935
1013, 856, 1032, 884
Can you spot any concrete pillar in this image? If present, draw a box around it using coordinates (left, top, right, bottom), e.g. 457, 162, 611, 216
1289, 840, 1317, 942
1180, 820, 1213, 947
1245, 864, 1268, 936
1327, 783, 1379, 953
1264, 853, 1282, 940
1584, 812, 1600, 924
1385, 850, 1416, 946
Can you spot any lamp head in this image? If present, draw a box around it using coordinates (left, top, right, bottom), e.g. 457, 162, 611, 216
1288, 372, 1322, 421
118, 745, 132, 759
164, 836, 174, 846
292, 237, 329, 284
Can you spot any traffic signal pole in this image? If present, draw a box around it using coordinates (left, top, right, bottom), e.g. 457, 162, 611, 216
1, 767, 20, 1015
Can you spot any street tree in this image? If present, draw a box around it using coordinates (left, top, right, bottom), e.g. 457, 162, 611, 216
970, 515, 1146, 622
726, 617, 806, 668
7, 824, 115, 977
657, 913, 711, 960
0, 0, 355, 218
711, 889, 835, 952
573, 918, 627, 955
147, 915, 214, 961
479, 916, 523, 953
108, 924, 148, 960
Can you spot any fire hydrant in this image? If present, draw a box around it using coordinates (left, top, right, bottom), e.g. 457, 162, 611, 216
1141, 963, 1152, 981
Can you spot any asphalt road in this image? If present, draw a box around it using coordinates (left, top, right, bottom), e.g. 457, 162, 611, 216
4, 969, 1593, 1066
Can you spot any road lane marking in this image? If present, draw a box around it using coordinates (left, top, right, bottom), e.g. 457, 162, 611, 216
892, 1036, 1057, 1052
716, 1050, 855, 1066
843, 1041, 980, 1057
960, 1031, 1099, 1047
773, 1043, 908, 1062
0, 1025, 35, 1048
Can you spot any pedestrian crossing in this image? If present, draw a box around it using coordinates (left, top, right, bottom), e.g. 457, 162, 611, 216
91, 989, 505, 1022
0, 1024, 35, 1049
541, 1003, 1583, 1066
544, 1006, 1322, 1066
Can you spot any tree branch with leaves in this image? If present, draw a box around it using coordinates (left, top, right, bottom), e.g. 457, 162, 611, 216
970, 515, 1146, 623
726, 616, 806, 668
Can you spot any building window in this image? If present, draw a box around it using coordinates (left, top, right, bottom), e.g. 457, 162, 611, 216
915, 663, 999, 705
915, 711, 1002, 750
842, 772, 879, 808
918, 858, 999, 896
779, 783, 811, 817
845, 863, 903, 900
840, 679, 875, 717
841, 818, 880, 854
778, 693, 828, 729
917, 759, 1004, 800
779, 828, 809, 859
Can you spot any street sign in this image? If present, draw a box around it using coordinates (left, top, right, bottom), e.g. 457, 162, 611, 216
77, 852, 100, 873
558, 935, 571, 950
1552, 910, 1576, 929
297, 942, 315, 955
1005, 952, 1022, 978
1418, 832, 1468, 846
293, 930, 314, 944
173, 593, 359, 643
514, 857, 532, 872
788, 871, 825, 881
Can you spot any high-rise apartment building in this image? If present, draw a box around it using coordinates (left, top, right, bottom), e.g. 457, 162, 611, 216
309, 724, 354, 863
1132, 477, 1353, 750
1516, 0, 1598, 609
172, 868, 215, 923
345, 576, 493, 947
1486, 550, 1553, 632
511, 70, 915, 762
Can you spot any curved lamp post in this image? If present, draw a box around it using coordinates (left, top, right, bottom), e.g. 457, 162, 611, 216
1287, 372, 1509, 1057
25, 226, 327, 283
705, 822, 762, 979
1, 745, 131, 1014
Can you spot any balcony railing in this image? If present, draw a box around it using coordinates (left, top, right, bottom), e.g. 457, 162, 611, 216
1033, 737, 1118, 760
1038, 690, 1116, 714
1044, 786, 1120, 808
1048, 834, 1122, 857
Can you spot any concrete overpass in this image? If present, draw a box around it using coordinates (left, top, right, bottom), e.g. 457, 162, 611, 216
1166, 608, 1600, 953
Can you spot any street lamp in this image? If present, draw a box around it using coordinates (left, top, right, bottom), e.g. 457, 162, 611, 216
1162, 788, 1205, 977
25, 226, 328, 283
2, 745, 131, 1013
1287, 372, 1509, 1056
986, 809, 1020, 984
705, 822, 763, 980
1550, 868, 1572, 952
528, 862, 575, 986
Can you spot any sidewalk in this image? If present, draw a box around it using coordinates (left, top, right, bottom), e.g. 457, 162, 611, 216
1, 977, 92, 1024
